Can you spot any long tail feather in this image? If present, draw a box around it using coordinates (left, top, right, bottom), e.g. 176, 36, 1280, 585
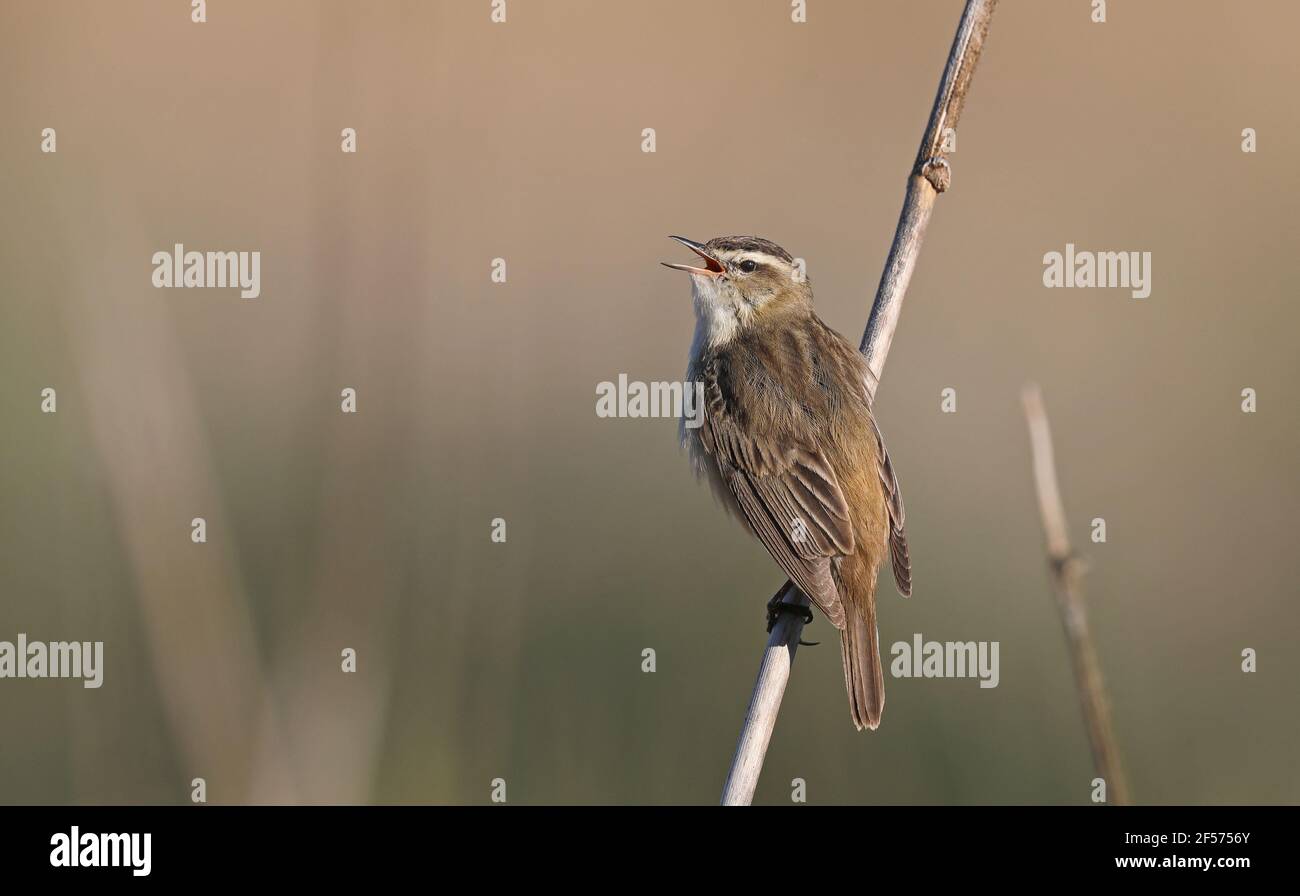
840, 598, 885, 731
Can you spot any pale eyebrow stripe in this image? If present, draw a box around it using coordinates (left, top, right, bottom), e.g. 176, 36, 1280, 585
732, 252, 781, 266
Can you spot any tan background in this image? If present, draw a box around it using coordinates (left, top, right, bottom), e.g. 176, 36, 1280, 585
1, 0, 1296, 804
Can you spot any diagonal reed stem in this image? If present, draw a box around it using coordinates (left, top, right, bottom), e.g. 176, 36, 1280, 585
1022, 384, 1131, 805
721, 0, 999, 806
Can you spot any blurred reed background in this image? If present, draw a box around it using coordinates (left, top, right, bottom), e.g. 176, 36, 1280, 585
1, 0, 1297, 804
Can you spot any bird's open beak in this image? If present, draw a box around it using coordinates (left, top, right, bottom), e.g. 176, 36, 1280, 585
662, 236, 724, 277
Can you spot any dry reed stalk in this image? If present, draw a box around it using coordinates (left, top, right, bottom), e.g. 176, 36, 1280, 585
722, 0, 999, 806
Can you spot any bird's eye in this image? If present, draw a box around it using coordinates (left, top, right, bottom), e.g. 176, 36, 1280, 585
738, 259, 757, 273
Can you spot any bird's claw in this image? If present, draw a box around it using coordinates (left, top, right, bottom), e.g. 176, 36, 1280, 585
765, 599, 815, 633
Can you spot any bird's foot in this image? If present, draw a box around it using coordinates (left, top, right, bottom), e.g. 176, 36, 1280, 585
765, 593, 815, 633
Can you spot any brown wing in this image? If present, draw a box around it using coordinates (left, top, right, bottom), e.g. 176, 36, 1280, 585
701, 414, 852, 630
857, 342, 911, 596
868, 412, 911, 597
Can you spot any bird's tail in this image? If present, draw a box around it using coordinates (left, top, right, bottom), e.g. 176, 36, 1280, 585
839, 575, 885, 731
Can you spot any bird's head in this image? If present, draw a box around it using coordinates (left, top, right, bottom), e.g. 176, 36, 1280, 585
663, 235, 810, 347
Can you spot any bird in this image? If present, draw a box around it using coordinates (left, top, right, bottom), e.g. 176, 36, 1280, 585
663, 235, 911, 730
